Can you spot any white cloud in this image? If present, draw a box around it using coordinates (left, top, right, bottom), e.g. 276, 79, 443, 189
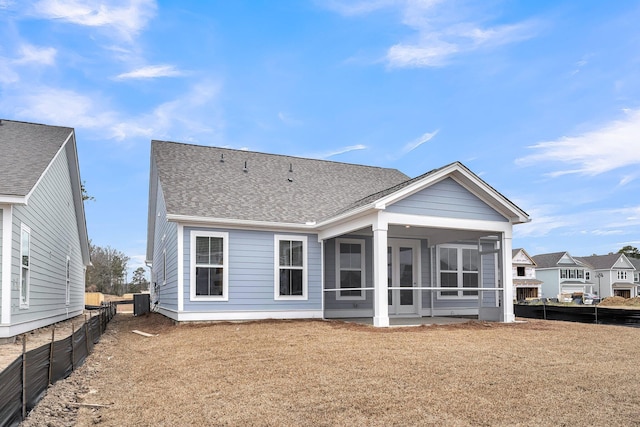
115, 64, 185, 80
516, 109, 640, 176
14, 44, 57, 65
324, 0, 538, 68
31, 0, 157, 40
312, 144, 368, 159
1, 80, 222, 143
278, 112, 303, 126
402, 129, 438, 154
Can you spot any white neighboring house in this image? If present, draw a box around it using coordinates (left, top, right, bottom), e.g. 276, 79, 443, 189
532, 251, 594, 300
0, 120, 90, 339
576, 254, 637, 299
512, 248, 542, 301
630, 258, 640, 295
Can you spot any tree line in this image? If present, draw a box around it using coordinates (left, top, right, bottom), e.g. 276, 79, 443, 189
85, 242, 149, 295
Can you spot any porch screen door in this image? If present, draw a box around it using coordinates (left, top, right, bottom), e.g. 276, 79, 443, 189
388, 240, 419, 315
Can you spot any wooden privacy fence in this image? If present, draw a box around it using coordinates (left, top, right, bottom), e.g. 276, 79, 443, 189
0, 304, 117, 427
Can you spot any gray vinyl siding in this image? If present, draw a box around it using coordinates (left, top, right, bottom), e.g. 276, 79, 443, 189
323, 235, 374, 311
537, 269, 559, 299
420, 240, 432, 308
386, 177, 508, 222
152, 181, 178, 312
183, 227, 322, 312
0, 208, 3, 314
480, 242, 497, 306
10, 145, 85, 325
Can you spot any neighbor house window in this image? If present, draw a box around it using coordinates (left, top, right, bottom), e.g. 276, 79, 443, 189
20, 224, 31, 308
275, 235, 307, 300
516, 266, 525, 277
438, 245, 479, 298
617, 271, 628, 280
66, 256, 71, 305
190, 231, 228, 301
585, 271, 591, 281
336, 239, 365, 300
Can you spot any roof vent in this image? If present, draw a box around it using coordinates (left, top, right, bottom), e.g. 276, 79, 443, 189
289, 163, 293, 173
220, 153, 225, 163
243, 161, 248, 172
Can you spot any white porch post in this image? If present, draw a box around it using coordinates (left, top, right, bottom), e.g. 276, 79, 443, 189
501, 230, 515, 322
373, 215, 389, 327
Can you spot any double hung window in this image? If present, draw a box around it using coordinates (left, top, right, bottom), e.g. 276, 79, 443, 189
20, 225, 31, 308
275, 235, 307, 300
438, 245, 479, 298
190, 231, 228, 301
336, 239, 365, 300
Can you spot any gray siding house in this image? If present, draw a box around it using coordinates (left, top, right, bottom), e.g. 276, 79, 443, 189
147, 141, 529, 327
532, 251, 594, 300
0, 120, 90, 338
575, 254, 636, 299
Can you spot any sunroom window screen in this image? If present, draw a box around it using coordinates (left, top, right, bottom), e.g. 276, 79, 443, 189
339, 243, 362, 297
279, 240, 303, 296
195, 236, 224, 296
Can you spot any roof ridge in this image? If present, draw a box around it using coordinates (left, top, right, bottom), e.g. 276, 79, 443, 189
0, 118, 73, 129
151, 139, 405, 173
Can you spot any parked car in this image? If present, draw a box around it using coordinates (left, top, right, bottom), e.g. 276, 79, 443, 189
582, 293, 601, 305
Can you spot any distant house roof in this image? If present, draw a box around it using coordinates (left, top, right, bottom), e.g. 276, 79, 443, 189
151, 140, 411, 224
576, 254, 635, 270
532, 252, 569, 268
629, 258, 640, 270
0, 120, 73, 197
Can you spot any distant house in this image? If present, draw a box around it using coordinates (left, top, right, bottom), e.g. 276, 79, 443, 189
576, 254, 637, 299
532, 251, 593, 299
146, 141, 530, 327
630, 258, 640, 295
512, 248, 541, 301
0, 120, 90, 339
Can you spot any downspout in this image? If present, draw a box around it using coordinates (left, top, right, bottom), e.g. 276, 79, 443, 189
320, 239, 325, 320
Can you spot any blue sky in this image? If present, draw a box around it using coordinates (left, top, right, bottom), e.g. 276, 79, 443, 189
1, 0, 639, 276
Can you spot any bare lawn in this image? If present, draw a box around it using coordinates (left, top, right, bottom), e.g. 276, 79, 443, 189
21, 314, 640, 426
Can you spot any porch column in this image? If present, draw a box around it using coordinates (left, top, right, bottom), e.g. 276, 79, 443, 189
373, 217, 389, 327
501, 231, 515, 322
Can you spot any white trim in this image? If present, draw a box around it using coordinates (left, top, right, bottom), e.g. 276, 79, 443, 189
168, 214, 315, 232
19, 223, 31, 309
189, 230, 229, 302
0, 195, 26, 204
0, 309, 83, 338
157, 307, 323, 322
335, 238, 366, 301
1, 205, 12, 324
274, 234, 308, 300
177, 224, 184, 311
162, 248, 167, 286
383, 212, 513, 235
372, 216, 389, 327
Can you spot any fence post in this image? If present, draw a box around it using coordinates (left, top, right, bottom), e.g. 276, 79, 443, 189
84, 321, 90, 356
22, 335, 27, 421
71, 323, 75, 371
543, 301, 547, 320
595, 305, 598, 324
48, 328, 55, 385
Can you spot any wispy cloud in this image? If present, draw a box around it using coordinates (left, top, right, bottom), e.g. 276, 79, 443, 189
14, 43, 57, 65
1, 80, 222, 143
311, 144, 368, 159
402, 129, 438, 154
516, 109, 640, 176
115, 64, 185, 80
278, 111, 303, 126
30, 0, 157, 41
324, 0, 538, 68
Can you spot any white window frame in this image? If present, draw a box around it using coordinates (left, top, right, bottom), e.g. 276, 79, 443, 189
437, 244, 479, 299
617, 270, 628, 280
65, 255, 71, 306
190, 230, 229, 301
335, 238, 366, 301
19, 224, 31, 308
274, 235, 308, 301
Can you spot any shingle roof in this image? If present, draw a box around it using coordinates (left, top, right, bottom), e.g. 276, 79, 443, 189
152, 140, 410, 223
0, 120, 73, 196
532, 252, 570, 268
576, 254, 633, 270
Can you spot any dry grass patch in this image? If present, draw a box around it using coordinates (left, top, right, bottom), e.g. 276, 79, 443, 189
23, 314, 640, 426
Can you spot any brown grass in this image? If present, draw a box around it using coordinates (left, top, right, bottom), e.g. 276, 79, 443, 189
23, 314, 640, 426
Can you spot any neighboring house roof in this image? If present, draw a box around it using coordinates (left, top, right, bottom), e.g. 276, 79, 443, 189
0, 119, 73, 197
512, 248, 537, 266
0, 119, 90, 266
576, 254, 635, 270
151, 140, 410, 224
532, 252, 569, 268
629, 258, 640, 271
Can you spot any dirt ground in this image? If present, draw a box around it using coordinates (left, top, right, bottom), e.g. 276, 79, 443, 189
17, 314, 640, 426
